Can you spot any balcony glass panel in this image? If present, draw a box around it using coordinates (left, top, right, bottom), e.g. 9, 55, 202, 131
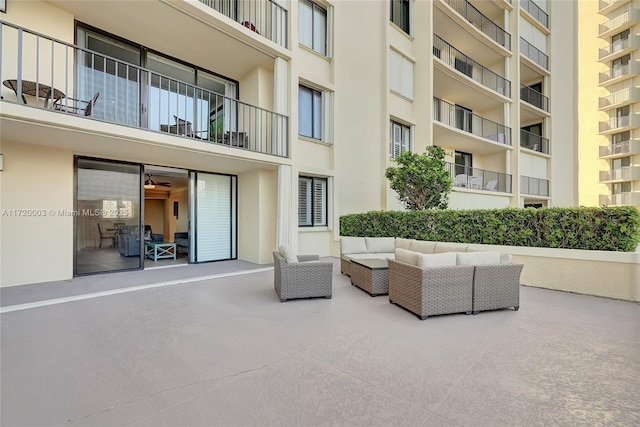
522, 0, 549, 28
520, 84, 549, 112
520, 129, 549, 154
520, 175, 549, 196
520, 37, 548, 70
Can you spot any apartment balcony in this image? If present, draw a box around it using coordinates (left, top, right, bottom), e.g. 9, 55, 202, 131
598, 61, 640, 86
599, 0, 632, 15
433, 98, 512, 151
520, 129, 550, 154
598, 86, 640, 110
520, 84, 549, 112
520, 176, 550, 197
198, 0, 288, 48
521, 0, 549, 30
599, 114, 640, 133
598, 5, 640, 39
520, 37, 549, 72
599, 192, 640, 206
433, 35, 512, 100
0, 21, 289, 158
598, 34, 639, 62
446, 163, 512, 193
599, 166, 640, 182
599, 139, 640, 157
435, 0, 511, 61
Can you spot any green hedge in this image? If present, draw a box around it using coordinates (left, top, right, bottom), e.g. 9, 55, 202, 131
339, 207, 640, 252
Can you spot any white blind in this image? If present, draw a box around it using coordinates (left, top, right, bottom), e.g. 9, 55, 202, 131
390, 49, 414, 100
299, 0, 313, 49
298, 177, 312, 226
196, 173, 232, 261
390, 121, 410, 158
313, 179, 327, 225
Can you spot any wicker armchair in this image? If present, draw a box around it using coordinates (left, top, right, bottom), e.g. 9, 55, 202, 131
388, 259, 474, 320
472, 264, 524, 314
273, 251, 333, 302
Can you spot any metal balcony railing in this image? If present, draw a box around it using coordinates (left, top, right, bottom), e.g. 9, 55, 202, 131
433, 97, 512, 145
599, 192, 636, 206
198, 0, 288, 48
446, 162, 512, 193
520, 37, 549, 70
599, 37, 630, 60
599, 139, 639, 157
0, 21, 289, 158
599, 87, 637, 108
442, 0, 511, 50
521, 0, 549, 28
599, 116, 631, 132
433, 35, 511, 97
599, 61, 638, 84
599, 166, 632, 181
520, 129, 549, 154
599, 5, 639, 36
520, 84, 549, 112
520, 175, 549, 196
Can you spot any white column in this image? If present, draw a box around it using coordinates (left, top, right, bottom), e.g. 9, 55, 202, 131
274, 57, 288, 157
277, 164, 292, 248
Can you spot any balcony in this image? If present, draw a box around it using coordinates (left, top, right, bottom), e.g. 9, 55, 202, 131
599, 166, 640, 182
599, 192, 640, 206
0, 21, 289, 158
520, 37, 549, 71
599, 0, 632, 15
198, 0, 288, 48
598, 61, 640, 86
446, 162, 512, 193
599, 115, 639, 133
520, 84, 549, 112
521, 0, 549, 29
598, 5, 640, 39
433, 98, 512, 146
441, 0, 511, 50
433, 35, 511, 98
599, 139, 640, 157
520, 129, 550, 154
598, 34, 638, 62
520, 176, 549, 196
598, 86, 639, 110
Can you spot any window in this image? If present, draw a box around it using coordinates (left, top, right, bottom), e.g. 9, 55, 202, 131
611, 54, 630, 78
611, 29, 630, 53
390, 49, 414, 99
522, 123, 542, 135
298, 176, 328, 227
454, 151, 472, 176
390, 121, 411, 158
102, 200, 133, 219
612, 131, 630, 152
455, 104, 473, 132
299, 0, 327, 56
299, 85, 322, 139
612, 182, 631, 194
390, 0, 410, 35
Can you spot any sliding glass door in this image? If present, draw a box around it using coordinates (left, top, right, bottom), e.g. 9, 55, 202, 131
190, 172, 237, 262
75, 158, 142, 275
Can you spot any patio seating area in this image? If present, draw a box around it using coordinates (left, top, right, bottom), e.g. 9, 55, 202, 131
1, 257, 638, 426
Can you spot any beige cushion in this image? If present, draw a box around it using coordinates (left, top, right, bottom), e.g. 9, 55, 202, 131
395, 238, 412, 250
278, 245, 289, 256
410, 240, 437, 254
434, 242, 470, 253
395, 248, 420, 266
500, 253, 513, 264
340, 237, 368, 254
365, 237, 395, 253
416, 252, 457, 268
349, 253, 394, 261
283, 246, 298, 263
456, 251, 501, 266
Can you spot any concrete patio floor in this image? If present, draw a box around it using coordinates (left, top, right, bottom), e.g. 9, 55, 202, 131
1, 258, 639, 426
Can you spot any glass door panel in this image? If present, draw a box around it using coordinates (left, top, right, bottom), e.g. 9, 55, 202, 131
192, 172, 237, 262
75, 158, 142, 275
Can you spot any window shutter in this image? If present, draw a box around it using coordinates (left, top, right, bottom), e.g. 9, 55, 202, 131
390, 50, 414, 100
313, 179, 327, 226
298, 177, 312, 226
299, 0, 313, 49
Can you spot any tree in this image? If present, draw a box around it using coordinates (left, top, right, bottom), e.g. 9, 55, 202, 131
385, 146, 452, 210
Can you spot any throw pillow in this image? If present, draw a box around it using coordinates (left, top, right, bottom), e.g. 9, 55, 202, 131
416, 252, 457, 268
456, 251, 501, 266
283, 246, 298, 263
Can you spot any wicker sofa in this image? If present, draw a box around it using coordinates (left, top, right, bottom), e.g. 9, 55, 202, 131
273, 250, 333, 303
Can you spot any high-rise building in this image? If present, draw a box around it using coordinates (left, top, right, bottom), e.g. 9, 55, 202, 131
579, 0, 639, 208
0, 0, 577, 287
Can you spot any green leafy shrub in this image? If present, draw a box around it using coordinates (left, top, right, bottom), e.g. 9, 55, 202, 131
339, 207, 640, 252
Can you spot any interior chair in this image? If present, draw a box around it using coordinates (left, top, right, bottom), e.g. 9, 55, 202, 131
53, 92, 100, 116
174, 232, 189, 255
97, 223, 115, 248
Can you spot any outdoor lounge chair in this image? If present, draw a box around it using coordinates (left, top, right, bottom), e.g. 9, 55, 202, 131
273, 250, 333, 302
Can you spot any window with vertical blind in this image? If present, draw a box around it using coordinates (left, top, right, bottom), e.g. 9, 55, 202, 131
298, 176, 327, 227
299, 0, 328, 56
390, 121, 411, 158
390, 49, 414, 100
299, 84, 323, 139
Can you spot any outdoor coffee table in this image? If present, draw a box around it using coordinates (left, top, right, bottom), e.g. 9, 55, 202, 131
145, 241, 176, 261
350, 258, 389, 296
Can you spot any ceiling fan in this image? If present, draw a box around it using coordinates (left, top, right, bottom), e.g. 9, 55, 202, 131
144, 173, 171, 189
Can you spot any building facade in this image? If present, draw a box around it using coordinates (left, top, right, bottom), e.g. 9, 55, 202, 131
0, 0, 577, 287
578, 0, 639, 208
